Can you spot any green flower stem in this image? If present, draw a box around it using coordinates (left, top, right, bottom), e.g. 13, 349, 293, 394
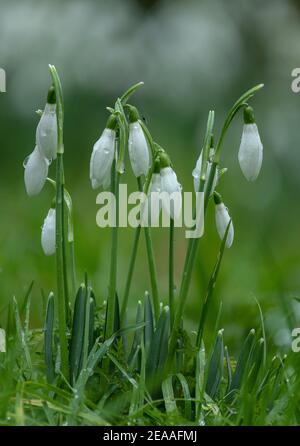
121, 225, 141, 324
137, 176, 160, 321
69, 240, 77, 300
49, 65, 69, 381
105, 160, 119, 339
169, 218, 175, 327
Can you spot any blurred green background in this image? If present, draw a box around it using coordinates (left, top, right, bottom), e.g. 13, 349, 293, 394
1, 0, 300, 353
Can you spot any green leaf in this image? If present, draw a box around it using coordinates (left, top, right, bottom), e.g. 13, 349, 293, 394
205, 329, 224, 399
120, 82, 144, 105
144, 291, 154, 355
69, 284, 87, 385
44, 292, 55, 384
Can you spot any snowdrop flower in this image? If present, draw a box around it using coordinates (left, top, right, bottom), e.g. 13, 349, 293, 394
193, 148, 218, 194
214, 192, 234, 248
36, 86, 58, 160
90, 116, 116, 190
160, 153, 182, 220
128, 106, 150, 178
41, 207, 56, 256
238, 106, 263, 181
24, 146, 49, 196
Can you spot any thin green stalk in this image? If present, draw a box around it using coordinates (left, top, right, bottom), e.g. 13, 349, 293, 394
62, 199, 70, 324
121, 225, 141, 323
105, 160, 119, 339
137, 176, 160, 321
169, 218, 175, 327
70, 240, 77, 299
49, 64, 69, 381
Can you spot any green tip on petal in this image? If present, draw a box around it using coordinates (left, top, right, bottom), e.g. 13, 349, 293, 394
127, 105, 140, 123
47, 86, 56, 104
51, 197, 56, 208
106, 114, 117, 130
243, 105, 255, 124
158, 150, 171, 170
213, 191, 223, 205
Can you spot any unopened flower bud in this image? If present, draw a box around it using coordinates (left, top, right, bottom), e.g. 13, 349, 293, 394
41, 207, 56, 256
238, 106, 263, 181
214, 192, 234, 248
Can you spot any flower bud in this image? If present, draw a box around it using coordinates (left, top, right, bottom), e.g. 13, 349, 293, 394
41, 208, 56, 256
128, 106, 150, 178
214, 192, 234, 248
90, 116, 116, 190
24, 146, 49, 196
238, 106, 263, 181
36, 86, 58, 160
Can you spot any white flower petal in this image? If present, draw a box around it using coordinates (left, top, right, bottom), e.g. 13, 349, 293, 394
238, 123, 263, 181
36, 103, 58, 160
215, 203, 234, 248
90, 128, 115, 189
160, 167, 182, 220
41, 208, 56, 256
24, 146, 49, 196
128, 122, 150, 177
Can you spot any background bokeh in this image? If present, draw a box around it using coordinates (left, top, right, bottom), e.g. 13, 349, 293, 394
1, 0, 300, 353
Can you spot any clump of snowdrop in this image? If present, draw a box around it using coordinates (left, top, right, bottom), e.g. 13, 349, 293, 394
238, 106, 263, 181
128, 105, 150, 178
41, 206, 56, 256
214, 191, 234, 248
36, 86, 58, 160
24, 146, 50, 196
90, 115, 117, 190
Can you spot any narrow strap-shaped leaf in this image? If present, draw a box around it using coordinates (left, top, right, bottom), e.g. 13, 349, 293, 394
69, 284, 86, 384
195, 341, 206, 421
44, 292, 55, 383
162, 376, 178, 416
146, 306, 170, 381
205, 329, 224, 399
175, 373, 192, 420
120, 82, 144, 105
228, 329, 256, 396
13, 297, 32, 373
88, 296, 95, 353
225, 346, 232, 394
144, 291, 154, 355
247, 338, 264, 392
128, 300, 143, 367
19, 281, 34, 320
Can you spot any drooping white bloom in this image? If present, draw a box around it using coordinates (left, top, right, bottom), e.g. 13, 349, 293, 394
0, 328, 6, 353
215, 201, 234, 248
192, 149, 218, 194
36, 103, 58, 160
160, 166, 182, 220
90, 128, 116, 190
41, 208, 56, 256
128, 121, 150, 178
142, 173, 162, 226
24, 146, 49, 196
238, 123, 263, 181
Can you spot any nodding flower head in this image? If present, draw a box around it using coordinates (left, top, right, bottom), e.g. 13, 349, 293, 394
90, 115, 116, 190
24, 146, 49, 196
159, 151, 182, 220
41, 207, 56, 256
192, 147, 218, 195
128, 105, 150, 178
238, 106, 263, 182
214, 192, 234, 248
36, 86, 58, 161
